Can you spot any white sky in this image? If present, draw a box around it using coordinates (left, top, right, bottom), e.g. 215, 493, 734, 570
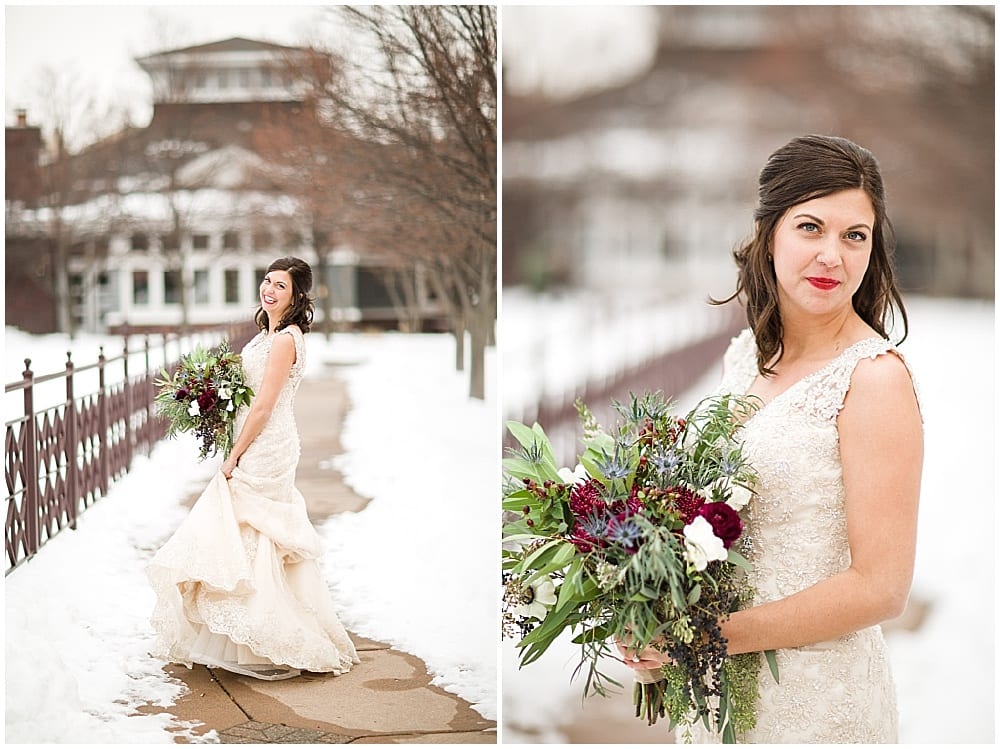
4, 3, 659, 148
4, 2, 335, 146
501, 6, 659, 99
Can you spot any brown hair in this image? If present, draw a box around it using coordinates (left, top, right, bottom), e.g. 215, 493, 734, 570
254, 256, 315, 333
712, 134, 908, 376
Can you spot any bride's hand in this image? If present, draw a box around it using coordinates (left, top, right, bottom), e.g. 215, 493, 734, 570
615, 635, 672, 670
221, 456, 238, 479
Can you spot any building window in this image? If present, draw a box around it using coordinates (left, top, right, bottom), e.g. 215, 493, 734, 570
224, 270, 240, 304
223, 230, 240, 250
192, 233, 210, 251
193, 269, 209, 305
161, 231, 180, 251
238, 68, 250, 88
260, 69, 272, 87
217, 71, 228, 89
132, 271, 149, 305
195, 72, 207, 89
131, 233, 149, 251
164, 270, 181, 304
252, 228, 272, 250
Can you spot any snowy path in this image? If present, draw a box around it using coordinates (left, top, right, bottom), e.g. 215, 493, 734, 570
4, 331, 496, 741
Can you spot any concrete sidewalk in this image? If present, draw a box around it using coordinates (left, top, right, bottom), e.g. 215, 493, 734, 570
139, 364, 496, 744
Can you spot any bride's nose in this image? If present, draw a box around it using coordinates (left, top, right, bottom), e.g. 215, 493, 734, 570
815, 241, 842, 267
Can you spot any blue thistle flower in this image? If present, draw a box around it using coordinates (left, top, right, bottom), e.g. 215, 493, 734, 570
718, 455, 740, 477
607, 516, 643, 549
650, 447, 682, 475
578, 510, 611, 540
596, 447, 630, 481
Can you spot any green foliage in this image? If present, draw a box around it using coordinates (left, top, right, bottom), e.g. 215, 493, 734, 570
153, 339, 254, 460
501, 390, 774, 740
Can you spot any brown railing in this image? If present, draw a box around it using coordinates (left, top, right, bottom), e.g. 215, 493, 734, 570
505, 305, 744, 467
4, 321, 258, 575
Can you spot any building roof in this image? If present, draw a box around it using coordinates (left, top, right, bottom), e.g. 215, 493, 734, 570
137, 36, 303, 62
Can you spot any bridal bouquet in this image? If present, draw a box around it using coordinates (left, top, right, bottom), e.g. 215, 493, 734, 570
502, 392, 777, 743
154, 340, 254, 460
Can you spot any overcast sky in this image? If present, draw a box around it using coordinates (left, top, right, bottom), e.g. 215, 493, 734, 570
4, 4, 660, 149
502, 6, 658, 99
4, 3, 333, 146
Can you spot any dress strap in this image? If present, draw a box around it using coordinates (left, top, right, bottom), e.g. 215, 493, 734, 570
801, 337, 900, 422
274, 326, 306, 379
718, 328, 758, 396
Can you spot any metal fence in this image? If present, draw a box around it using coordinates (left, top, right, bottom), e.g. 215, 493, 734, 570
4, 322, 258, 575
504, 304, 744, 467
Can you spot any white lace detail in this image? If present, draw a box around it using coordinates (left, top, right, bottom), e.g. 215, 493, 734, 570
147, 324, 359, 678
690, 329, 905, 743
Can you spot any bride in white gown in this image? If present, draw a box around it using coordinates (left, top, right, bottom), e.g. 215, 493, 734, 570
618, 135, 922, 742
147, 256, 359, 681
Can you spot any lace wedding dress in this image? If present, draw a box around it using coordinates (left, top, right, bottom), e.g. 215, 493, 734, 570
689, 328, 910, 743
147, 326, 359, 680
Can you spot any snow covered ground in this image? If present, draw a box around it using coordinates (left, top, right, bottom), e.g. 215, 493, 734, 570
315, 333, 498, 721
3, 294, 993, 743
501, 294, 996, 743
4, 329, 496, 742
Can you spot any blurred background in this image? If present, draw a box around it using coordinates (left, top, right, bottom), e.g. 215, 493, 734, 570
5, 4, 496, 399
501, 5, 994, 744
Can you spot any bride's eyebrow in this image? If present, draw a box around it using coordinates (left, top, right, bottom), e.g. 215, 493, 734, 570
793, 213, 872, 232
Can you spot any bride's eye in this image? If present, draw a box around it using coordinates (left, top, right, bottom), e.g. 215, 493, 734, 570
797, 222, 820, 233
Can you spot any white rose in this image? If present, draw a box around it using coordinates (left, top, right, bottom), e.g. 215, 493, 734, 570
217, 385, 232, 400
187, 399, 200, 417
558, 464, 588, 485
683, 516, 727, 572
727, 483, 752, 511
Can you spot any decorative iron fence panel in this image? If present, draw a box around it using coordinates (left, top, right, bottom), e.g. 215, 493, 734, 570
5, 322, 257, 574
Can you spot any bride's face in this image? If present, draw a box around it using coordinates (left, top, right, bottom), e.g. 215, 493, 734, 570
260, 269, 294, 323
770, 188, 874, 320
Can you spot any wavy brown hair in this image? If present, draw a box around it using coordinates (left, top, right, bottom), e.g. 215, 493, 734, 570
712, 134, 908, 376
254, 256, 315, 334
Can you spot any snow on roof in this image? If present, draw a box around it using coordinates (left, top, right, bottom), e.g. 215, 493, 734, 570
137, 37, 303, 62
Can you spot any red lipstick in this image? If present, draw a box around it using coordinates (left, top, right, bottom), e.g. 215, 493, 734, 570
807, 277, 840, 291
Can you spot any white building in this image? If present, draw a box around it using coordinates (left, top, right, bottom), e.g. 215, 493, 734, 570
7, 38, 441, 335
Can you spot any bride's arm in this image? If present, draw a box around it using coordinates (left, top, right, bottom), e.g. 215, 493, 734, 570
221, 334, 296, 476
720, 352, 923, 655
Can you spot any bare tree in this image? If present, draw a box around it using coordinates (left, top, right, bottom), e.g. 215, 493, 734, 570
314, 5, 497, 399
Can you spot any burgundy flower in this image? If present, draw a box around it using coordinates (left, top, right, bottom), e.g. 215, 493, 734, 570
197, 390, 217, 413
174, 388, 189, 401
695, 501, 743, 549
569, 478, 606, 518
666, 486, 705, 525
609, 483, 643, 517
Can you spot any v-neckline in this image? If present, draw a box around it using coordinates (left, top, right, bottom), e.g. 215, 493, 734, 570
742, 336, 885, 423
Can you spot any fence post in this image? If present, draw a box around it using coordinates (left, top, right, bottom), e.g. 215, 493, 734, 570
97, 346, 109, 496
144, 334, 152, 454
123, 336, 133, 470
65, 352, 78, 531
21, 359, 39, 558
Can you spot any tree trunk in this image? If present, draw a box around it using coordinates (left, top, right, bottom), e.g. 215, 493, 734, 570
454, 313, 466, 372
468, 311, 487, 401
314, 244, 333, 341
52, 226, 73, 338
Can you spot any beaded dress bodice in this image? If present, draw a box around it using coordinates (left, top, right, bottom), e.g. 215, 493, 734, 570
689, 328, 903, 743
233, 326, 307, 474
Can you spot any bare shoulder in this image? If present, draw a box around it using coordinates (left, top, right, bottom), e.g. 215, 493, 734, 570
267, 330, 297, 363
841, 349, 921, 427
